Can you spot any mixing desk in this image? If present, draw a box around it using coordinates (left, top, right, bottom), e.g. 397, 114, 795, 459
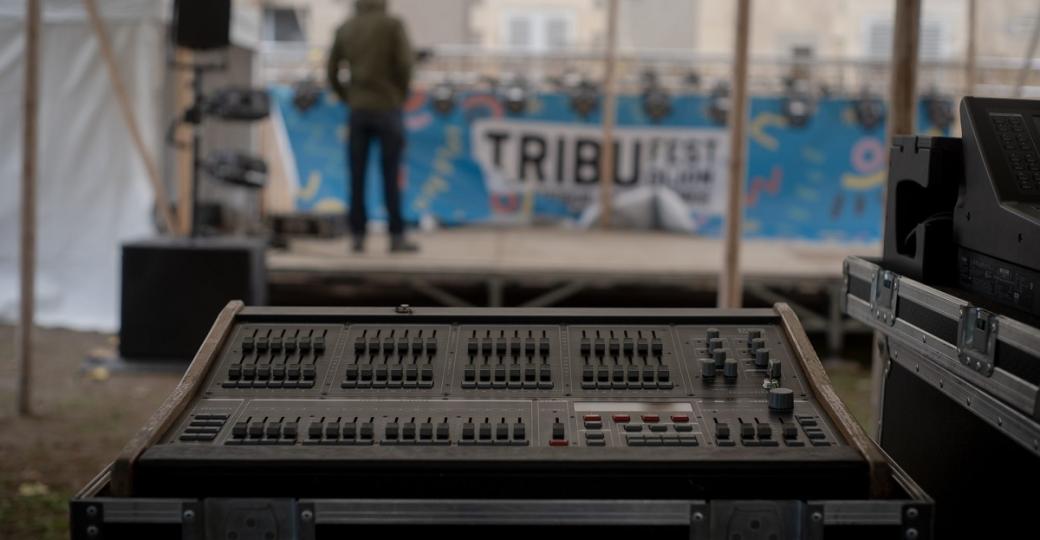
112, 304, 889, 502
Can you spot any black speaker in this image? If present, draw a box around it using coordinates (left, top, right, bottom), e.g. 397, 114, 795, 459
119, 237, 267, 361
172, 0, 231, 51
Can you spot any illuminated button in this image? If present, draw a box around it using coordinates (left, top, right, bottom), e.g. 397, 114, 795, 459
671, 415, 689, 423
583, 415, 602, 423
641, 415, 660, 423
549, 439, 569, 447
612, 414, 631, 423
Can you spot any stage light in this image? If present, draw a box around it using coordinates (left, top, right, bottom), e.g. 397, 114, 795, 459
923, 89, 955, 132
205, 87, 270, 121
501, 77, 529, 115
431, 82, 456, 115
640, 69, 672, 122
683, 70, 702, 91
781, 78, 815, 128
569, 79, 600, 119
204, 150, 268, 189
292, 79, 323, 112
707, 82, 730, 125
853, 88, 885, 131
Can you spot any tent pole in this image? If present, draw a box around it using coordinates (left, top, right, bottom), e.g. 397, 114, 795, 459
17, 0, 41, 417
718, 0, 751, 308
82, 0, 177, 234
888, 0, 920, 142
964, 0, 977, 96
598, 0, 619, 229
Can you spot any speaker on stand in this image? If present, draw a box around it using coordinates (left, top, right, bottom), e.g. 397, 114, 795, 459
119, 0, 270, 362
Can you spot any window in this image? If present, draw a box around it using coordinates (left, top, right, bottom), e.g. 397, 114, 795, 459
867, 20, 944, 59
508, 16, 532, 49
263, 7, 307, 43
503, 11, 574, 51
546, 17, 570, 49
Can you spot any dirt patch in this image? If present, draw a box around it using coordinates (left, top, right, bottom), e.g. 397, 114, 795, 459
0, 325, 179, 540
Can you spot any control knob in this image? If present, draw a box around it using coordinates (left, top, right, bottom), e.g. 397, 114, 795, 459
699, 358, 716, 379
706, 328, 720, 340
754, 348, 770, 368
712, 349, 727, 368
723, 358, 739, 379
768, 387, 794, 412
767, 358, 782, 379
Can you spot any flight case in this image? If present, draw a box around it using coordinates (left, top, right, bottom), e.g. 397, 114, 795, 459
843, 256, 1040, 538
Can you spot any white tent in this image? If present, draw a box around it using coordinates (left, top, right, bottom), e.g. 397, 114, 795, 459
0, 0, 166, 331
0, 0, 260, 332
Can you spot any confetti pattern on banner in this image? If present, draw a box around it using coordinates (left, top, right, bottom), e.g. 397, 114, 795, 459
271, 86, 946, 241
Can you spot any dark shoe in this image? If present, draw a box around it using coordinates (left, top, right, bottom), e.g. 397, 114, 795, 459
351, 236, 365, 253
389, 236, 419, 253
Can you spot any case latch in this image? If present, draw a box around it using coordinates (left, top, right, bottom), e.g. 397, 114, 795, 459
958, 306, 998, 377
870, 269, 899, 326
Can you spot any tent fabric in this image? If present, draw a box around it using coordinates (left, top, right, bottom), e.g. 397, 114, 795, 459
0, 1, 164, 331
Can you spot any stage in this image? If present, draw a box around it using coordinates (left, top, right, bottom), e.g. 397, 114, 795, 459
268, 228, 877, 353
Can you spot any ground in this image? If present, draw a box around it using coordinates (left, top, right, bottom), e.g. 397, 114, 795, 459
0, 324, 873, 540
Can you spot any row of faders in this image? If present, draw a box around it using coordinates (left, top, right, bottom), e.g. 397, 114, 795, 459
579, 329, 671, 389
224, 328, 326, 388
462, 329, 553, 389
343, 328, 437, 388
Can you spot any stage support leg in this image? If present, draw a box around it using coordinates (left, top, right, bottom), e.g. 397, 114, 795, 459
1015, 2, 1040, 97
718, 0, 751, 308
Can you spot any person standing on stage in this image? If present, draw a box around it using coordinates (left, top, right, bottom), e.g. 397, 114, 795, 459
327, 0, 418, 253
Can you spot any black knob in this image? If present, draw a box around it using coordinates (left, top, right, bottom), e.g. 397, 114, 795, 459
768, 387, 794, 412
746, 329, 762, 344
712, 348, 727, 367
723, 358, 739, 379
706, 328, 720, 340
767, 358, 782, 379
750, 337, 766, 351
699, 358, 716, 379
754, 348, 770, 368
708, 337, 724, 352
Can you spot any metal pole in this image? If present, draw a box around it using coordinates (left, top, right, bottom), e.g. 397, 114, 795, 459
964, 0, 977, 96
1015, 3, 1040, 97
888, 0, 921, 142
718, 0, 751, 308
17, 0, 41, 416
598, 0, 619, 228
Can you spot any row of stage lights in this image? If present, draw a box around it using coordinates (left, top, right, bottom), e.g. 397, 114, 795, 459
291, 70, 956, 132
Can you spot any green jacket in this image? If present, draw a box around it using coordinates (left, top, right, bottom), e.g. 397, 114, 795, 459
326, 0, 413, 112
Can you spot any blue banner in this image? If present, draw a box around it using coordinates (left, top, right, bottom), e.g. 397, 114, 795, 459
272, 85, 946, 242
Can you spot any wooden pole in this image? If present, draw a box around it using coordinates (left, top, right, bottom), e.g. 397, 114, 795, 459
888, 0, 920, 141
82, 0, 177, 234
598, 0, 619, 228
718, 0, 751, 308
17, 0, 41, 417
174, 48, 195, 236
1015, 3, 1040, 97
964, 0, 977, 96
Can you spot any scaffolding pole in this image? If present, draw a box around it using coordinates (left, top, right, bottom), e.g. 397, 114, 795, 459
598, 0, 620, 228
718, 0, 752, 308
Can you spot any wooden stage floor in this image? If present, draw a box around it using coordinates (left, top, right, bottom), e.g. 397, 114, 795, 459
269, 228, 878, 287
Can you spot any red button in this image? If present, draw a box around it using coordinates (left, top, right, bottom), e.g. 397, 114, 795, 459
549, 439, 569, 447
612, 414, 631, 423
642, 415, 660, 423
671, 415, 690, 423
583, 414, 602, 422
